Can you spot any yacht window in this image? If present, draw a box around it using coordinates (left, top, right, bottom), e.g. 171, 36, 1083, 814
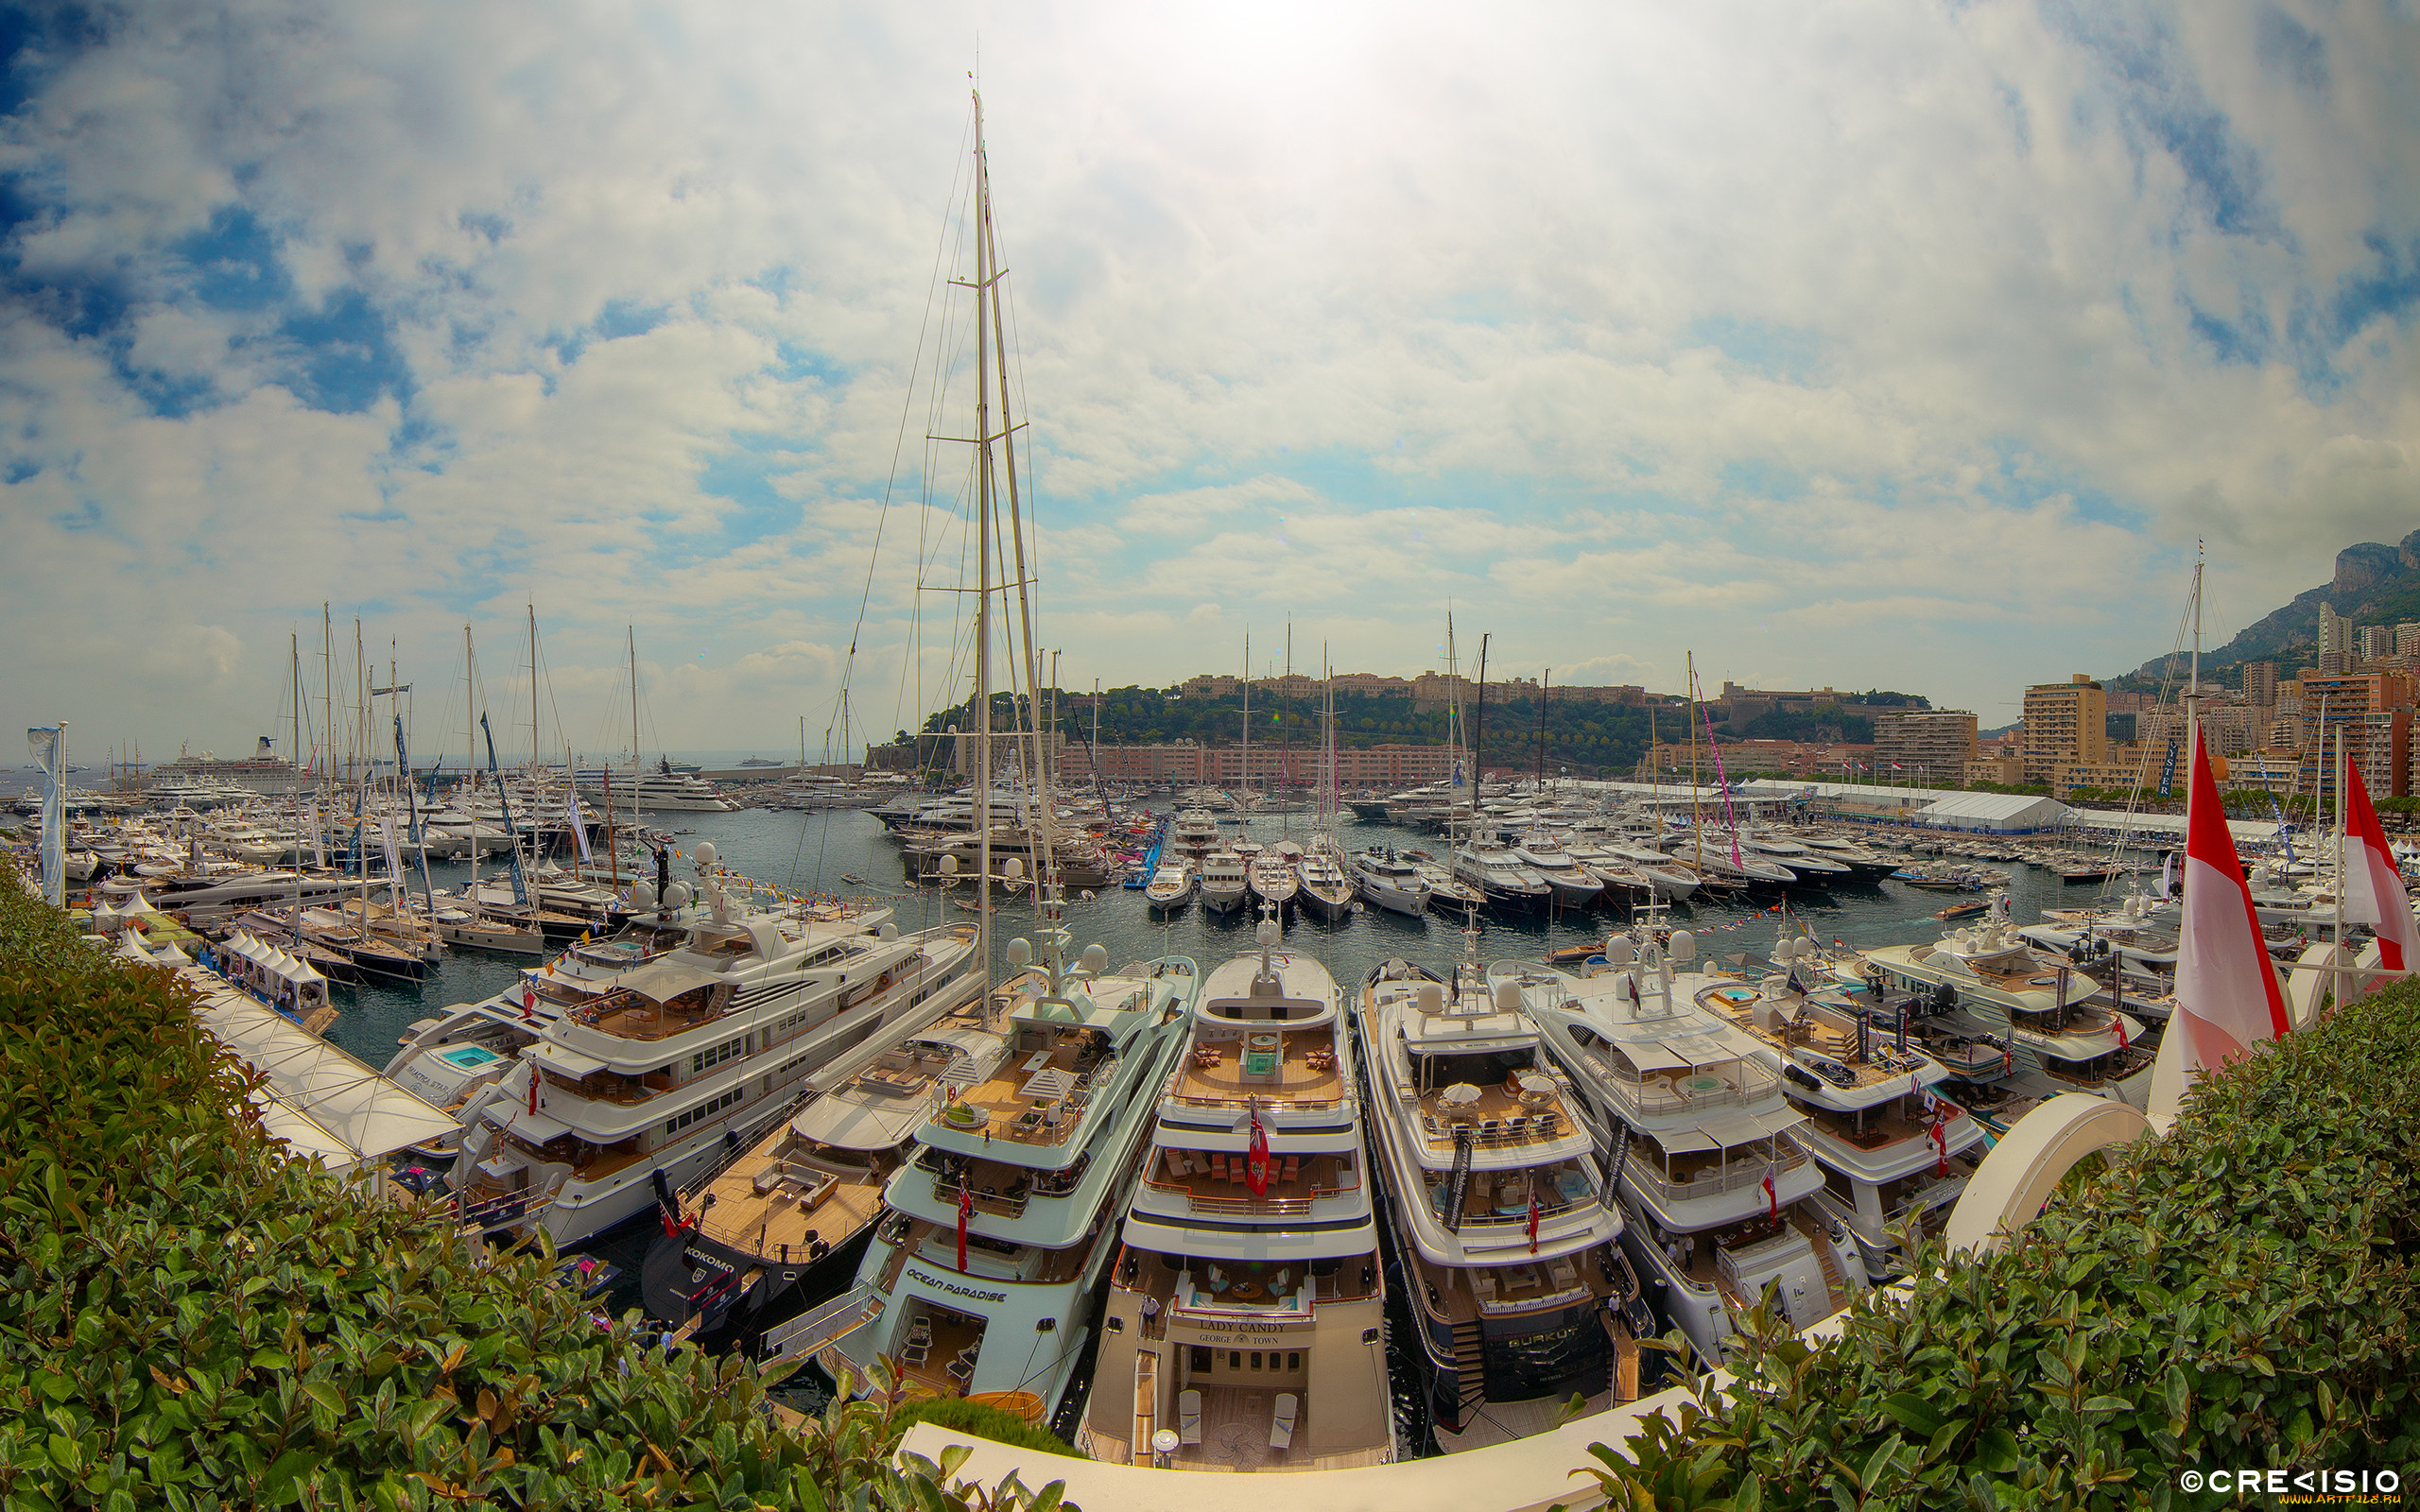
664, 1085, 744, 1135
692, 1035, 746, 1074
1190, 1347, 1214, 1372
1229, 1350, 1241, 1371
1250, 1351, 1262, 1371
1288, 1351, 1301, 1371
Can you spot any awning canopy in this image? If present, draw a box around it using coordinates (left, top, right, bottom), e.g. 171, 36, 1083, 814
532, 1044, 608, 1078
612, 957, 728, 1005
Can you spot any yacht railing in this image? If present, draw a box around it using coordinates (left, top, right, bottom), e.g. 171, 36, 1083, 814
766, 1283, 886, 1361
1138, 1175, 1350, 1218
1629, 1143, 1808, 1200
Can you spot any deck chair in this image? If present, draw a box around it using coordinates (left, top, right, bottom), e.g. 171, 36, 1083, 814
1270, 1393, 1299, 1452
1478, 1119, 1502, 1143
1166, 1148, 1188, 1180
1474, 1270, 1499, 1302
1211, 1152, 1230, 1179
1280, 1154, 1300, 1182
1504, 1116, 1530, 1140
902, 1343, 928, 1366
1178, 1389, 1203, 1446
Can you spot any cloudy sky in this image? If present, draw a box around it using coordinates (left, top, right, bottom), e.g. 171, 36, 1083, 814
4, 1, 2417, 765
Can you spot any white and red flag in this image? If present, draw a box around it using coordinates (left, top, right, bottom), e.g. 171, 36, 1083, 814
1759, 1159, 1778, 1220
1246, 1107, 1270, 1197
2157, 730, 2290, 1118
2339, 756, 2417, 996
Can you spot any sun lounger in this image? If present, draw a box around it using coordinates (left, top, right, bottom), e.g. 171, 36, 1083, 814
1270, 1393, 1298, 1451
1178, 1389, 1202, 1446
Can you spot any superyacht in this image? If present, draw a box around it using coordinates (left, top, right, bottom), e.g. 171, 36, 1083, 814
443, 863, 976, 1246
1356, 928, 1640, 1444
1696, 930, 1984, 1280
1501, 925, 1865, 1365
1199, 848, 1251, 918
1081, 912, 1395, 1470
816, 926, 1197, 1425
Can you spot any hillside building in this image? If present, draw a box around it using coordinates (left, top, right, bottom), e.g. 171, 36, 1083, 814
1873, 710, 1979, 782
2019, 676, 2107, 784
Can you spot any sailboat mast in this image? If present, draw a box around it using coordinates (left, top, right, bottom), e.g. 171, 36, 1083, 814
972, 89, 996, 971
1472, 635, 1489, 834
1687, 651, 1703, 875
465, 626, 479, 906
1241, 631, 1251, 805
1536, 667, 1549, 791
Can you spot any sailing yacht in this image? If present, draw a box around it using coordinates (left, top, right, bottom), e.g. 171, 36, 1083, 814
1295, 842, 1356, 922
1355, 929, 1640, 1444
1080, 913, 1396, 1470
1502, 924, 1865, 1365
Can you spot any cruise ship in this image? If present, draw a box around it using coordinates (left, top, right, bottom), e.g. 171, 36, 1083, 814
445, 868, 979, 1246
1080, 914, 1396, 1472
1694, 933, 1985, 1280
1501, 925, 1865, 1366
638, 980, 1002, 1349
813, 927, 1198, 1426
1355, 932, 1641, 1446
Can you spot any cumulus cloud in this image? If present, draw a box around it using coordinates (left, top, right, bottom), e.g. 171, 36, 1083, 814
3, 0, 2417, 754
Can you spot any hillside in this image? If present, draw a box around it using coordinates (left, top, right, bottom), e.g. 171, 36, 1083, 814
2117, 528, 2420, 687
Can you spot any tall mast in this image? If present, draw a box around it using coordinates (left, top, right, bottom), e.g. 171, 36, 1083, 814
466, 625, 479, 908
290, 633, 302, 788
972, 89, 996, 971
1688, 651, 1703, 875
630, 627, 641, 772
1241, 631, 1251, 803
1537, 667, 1549, 791
321, 603, 332, 803
1471, 635, 1489, 838
528, 604, 540, 775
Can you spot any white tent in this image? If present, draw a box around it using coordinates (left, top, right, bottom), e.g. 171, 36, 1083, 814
175, 968, 456, 1174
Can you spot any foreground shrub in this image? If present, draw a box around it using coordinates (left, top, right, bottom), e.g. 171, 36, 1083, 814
889, 1399, 1079, 1458
1572, 983, 2420, 1510
0, 883, 1072, 1510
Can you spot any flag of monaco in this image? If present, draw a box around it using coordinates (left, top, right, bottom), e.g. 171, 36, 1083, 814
2339, 757, 2418, 987
2158, 729, 2290, 1116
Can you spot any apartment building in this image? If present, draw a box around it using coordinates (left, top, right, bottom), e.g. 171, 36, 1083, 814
1873, 710, 1979, 779
2019, 676, 2107, 784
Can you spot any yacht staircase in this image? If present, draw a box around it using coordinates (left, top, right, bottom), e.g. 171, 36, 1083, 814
1792, 1211, 1850, 1312
1449, 1317, 1487, 1422
1443, 1130, 1476, 1230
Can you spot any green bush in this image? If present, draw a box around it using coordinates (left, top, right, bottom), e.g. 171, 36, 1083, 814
0, 883, 1073, 1511
1570, 983, 2420, 1510
889, 1400, 1077, 1458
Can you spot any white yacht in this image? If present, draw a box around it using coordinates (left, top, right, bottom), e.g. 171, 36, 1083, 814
446, 864, 979, 1246
816, 933, 1198, 1427
1249, 844, 1300, 916
1858, 921, 2153, 1108
1453, 845, 1552, 913
1500, 925, 1865, 1365
1590, 842, 1703, 902
1350, 846, 1431, 918
1145, 859, 1198, 915
1168, 808, 1223, 859
1081, 914, 1396, 1470
1512, 841, 1604, 910
1295, 841, 1356, 922
1694, 933, 1984, 1280
578, 761, 739, 812
1356, 936, 1641, 1445
641, 994, 1006, 1349
1199, 848, 1251, 918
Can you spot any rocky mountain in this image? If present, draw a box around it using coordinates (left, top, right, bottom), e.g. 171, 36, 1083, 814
2118, 529, 2420, 685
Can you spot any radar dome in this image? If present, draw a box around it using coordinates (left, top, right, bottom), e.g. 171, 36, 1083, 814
693, 841, 717, 867
1668, 929, 1696, 963
1079, 943, 1109, 974
1006, 937, 1032, 967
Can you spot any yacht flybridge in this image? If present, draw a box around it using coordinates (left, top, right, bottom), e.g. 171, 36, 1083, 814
1501, 921, 1865, 1364
446, 855, 980, 1247
1082, 911, 1396, 1471
1355, 924, 1640, 1446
